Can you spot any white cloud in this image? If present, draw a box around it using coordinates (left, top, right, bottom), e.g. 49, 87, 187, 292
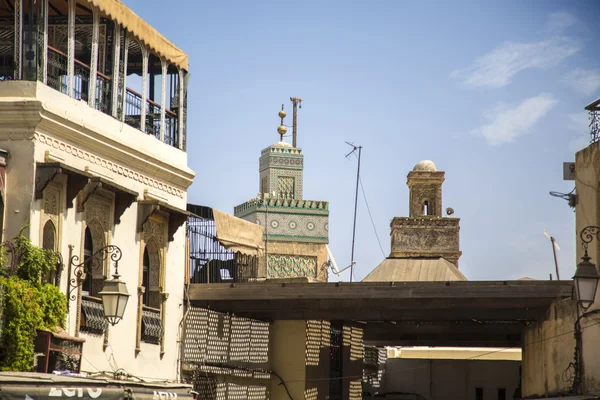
563, 68, 600, 95
473, 94, 557, 145
547, 12, 577, 34
451, 38, 580, 88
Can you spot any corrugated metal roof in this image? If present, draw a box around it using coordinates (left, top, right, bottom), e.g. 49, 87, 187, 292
362, 257, 467, 282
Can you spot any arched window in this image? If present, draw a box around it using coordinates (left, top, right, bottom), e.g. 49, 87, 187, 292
42, 220, 56, 251
142, 247, 150, 306
82, 227, 93, 295
42, 220, 57, 285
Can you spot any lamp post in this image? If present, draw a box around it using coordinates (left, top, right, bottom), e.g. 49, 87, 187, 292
575, 226, 600, 310
67, 244, 130, 326
569, 226, 600, 394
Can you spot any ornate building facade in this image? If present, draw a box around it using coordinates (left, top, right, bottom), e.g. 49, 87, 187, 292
234, 133, 329, 281
0, 0, 193, 381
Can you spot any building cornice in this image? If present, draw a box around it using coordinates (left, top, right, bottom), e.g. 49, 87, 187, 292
0, 82, 195, 194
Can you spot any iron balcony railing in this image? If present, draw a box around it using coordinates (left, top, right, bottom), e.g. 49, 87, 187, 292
586, 98, 600, 144
43, 47, 179, 147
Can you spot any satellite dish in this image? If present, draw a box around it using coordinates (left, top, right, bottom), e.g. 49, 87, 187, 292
446, 207, 454, 216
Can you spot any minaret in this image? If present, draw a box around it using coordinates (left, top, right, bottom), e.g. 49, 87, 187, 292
390, 160, 462, 267
258, 105, 304, 199
234, 99, 330, 281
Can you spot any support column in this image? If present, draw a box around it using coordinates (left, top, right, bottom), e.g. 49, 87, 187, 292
67, 0, 75, 97
159, 59, 167, 142
177, 69, 185, 149
88, 8, 100, 108
140, 46, 149, 133
111, 27, 121, 118
41, 0, 48, 84
13, 0, 22, 80
120, 33, 129, 123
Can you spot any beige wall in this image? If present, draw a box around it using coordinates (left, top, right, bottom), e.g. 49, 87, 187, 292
270, 320, 307, 400
383, 358, 520, 400
0, 81, 194, 381
521, 298, 577, 397
574, 142, 600, 394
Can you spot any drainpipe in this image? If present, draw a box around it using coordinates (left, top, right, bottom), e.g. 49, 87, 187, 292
0, 149, 8, 243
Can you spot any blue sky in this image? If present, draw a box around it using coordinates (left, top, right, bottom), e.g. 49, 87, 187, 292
126, 0, 600, 281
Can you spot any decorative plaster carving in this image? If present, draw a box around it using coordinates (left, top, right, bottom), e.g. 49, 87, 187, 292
267, 254, 317, 279
34, 133, 184, 198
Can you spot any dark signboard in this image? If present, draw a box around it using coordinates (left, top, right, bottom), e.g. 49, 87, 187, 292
0, 385, 124, 400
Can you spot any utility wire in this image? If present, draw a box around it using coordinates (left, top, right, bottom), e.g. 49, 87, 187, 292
359, 176, 386, 259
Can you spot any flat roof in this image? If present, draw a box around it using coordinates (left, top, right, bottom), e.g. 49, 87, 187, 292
188, 280, 573, 347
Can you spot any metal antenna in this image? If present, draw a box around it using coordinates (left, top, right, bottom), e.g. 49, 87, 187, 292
345, 142, 362, 282
290, 97, 303, 147
544, 230, 561, 280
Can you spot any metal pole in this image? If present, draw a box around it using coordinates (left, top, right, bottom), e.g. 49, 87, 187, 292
551, 236, 560, 280
350, 146, 362, 282
66, 244, 73, 312
290, 97, 302, 148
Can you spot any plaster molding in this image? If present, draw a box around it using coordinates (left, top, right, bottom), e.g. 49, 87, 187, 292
0, 82, 194, 191
34, 132, 184, 198
35, 112, 193, 191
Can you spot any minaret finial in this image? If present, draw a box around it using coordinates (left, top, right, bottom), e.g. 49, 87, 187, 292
277, 104, 287, 141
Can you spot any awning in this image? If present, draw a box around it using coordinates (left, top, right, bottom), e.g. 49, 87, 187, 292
35, 162, 93, 209
212, 209, 264, 256
137, 199, 190, 242
0, 385, 123, 400
87, 0, 188, 71
129, 387, 194, 400
35, 163, 138, 221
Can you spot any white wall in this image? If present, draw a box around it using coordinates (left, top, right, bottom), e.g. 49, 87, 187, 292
0, 81, 194, 381
383, 358, 520, 400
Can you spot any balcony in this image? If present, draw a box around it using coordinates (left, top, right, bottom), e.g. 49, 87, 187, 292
0, 0, 188, 150
586, 98, 600, 144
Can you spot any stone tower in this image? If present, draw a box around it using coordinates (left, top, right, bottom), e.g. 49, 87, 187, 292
258, 142, 304, 200
390, 160, 461, 267
362, 160, 463, 282
233, 104, 329, 281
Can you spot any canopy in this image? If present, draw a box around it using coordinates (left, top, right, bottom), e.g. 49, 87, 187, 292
212, 209, 265, 256
88, 0, 189, 71
0, 385, 123, 400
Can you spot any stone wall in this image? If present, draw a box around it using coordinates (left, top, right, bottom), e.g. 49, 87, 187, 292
390, 217, 461, 266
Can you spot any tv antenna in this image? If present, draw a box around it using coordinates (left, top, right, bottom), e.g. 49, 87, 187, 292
345, 142, 362, 282
544, 230, 561, 280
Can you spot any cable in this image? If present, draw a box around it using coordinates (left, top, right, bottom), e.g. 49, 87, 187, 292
81, 354, 101, 372
359, 176, 386, 259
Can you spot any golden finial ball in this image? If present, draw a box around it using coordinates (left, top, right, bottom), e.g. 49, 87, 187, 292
278, 109, 287, 119
277, 125, 287, 136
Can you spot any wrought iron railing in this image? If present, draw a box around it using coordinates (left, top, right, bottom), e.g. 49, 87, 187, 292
38, 47, 179, 148
47, 46, 68, 94
80, 296, 107, 335
141, 305, 162, 344
187, 211, 259, 284
586, 99, 600, 144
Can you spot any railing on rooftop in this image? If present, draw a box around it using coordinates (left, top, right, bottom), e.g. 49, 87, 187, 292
586, 98, 600, 144
187, 211, 259, 284
0, 0, 188, 150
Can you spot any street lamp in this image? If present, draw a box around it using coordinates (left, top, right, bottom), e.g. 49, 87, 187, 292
575, 226, 600, 310
98, 268, 130, 326
67, 244, 130, 325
